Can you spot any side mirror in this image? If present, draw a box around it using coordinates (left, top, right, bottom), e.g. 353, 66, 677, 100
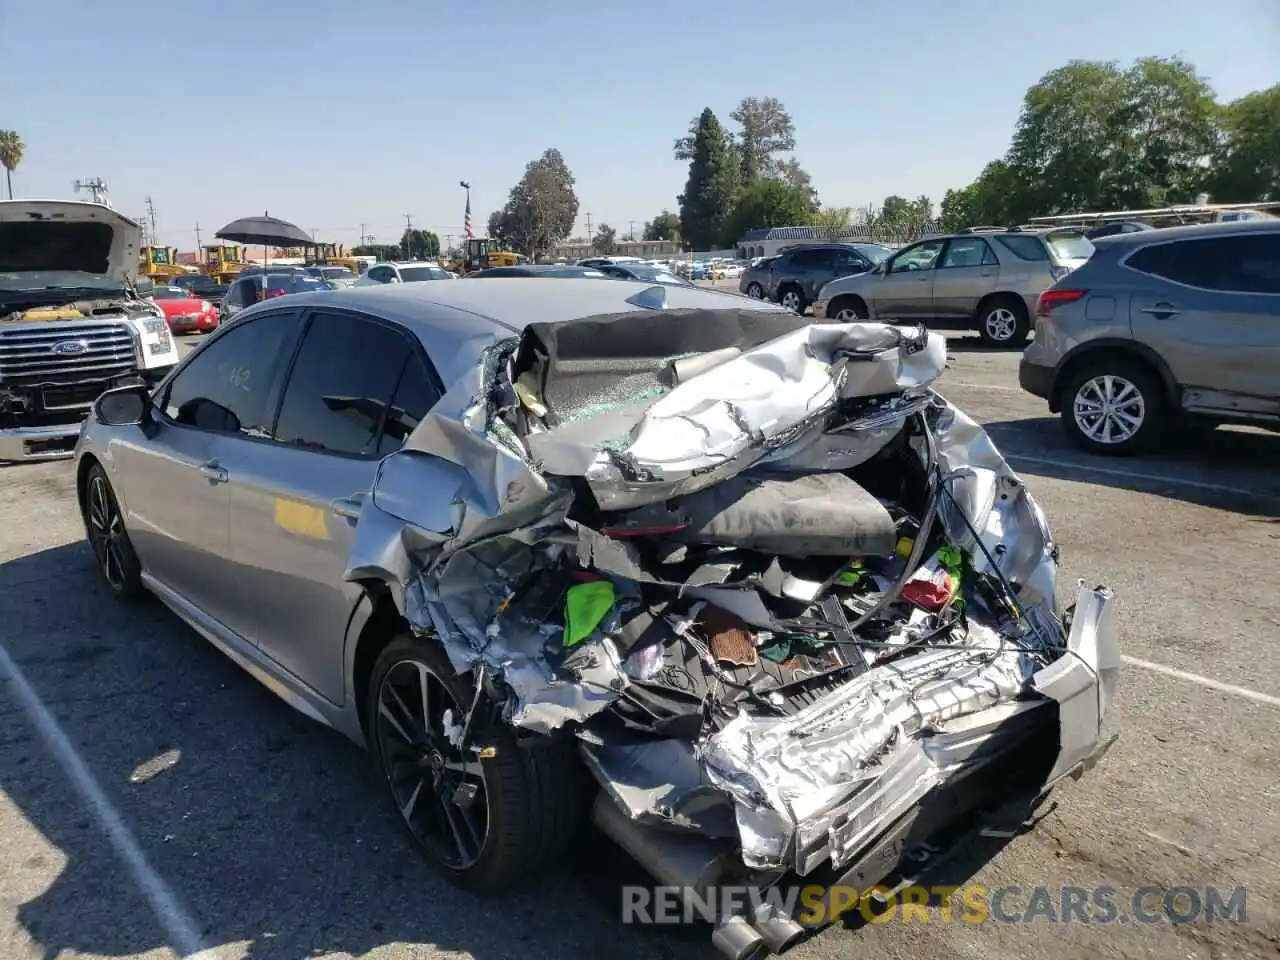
94, 384, 151, 427
134, 276, 155, 296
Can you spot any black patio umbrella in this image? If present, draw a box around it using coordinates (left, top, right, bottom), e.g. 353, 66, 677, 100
215, 213, 314, 247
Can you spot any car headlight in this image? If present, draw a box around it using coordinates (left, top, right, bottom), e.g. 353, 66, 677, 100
142, 318, 168, 335
200, 300, 212, 312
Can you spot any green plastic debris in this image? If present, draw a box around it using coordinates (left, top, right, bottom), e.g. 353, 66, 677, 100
837, 561, 865, 586
759, 633, 827, 663
563, 580, 616, 647
937, 545, 963, 571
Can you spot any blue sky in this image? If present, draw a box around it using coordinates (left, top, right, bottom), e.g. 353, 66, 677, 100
2, 0, 1276, 250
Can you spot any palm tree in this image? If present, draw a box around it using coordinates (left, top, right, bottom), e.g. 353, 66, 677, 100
0, 131, 25, 200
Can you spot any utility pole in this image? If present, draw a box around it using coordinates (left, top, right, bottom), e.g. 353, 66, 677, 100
629, 220, 637, 242
195, 222, 202, 256
359, 223, 367, 247
585, 212, 592, 242
74, 177, 110, 206
144, 196, 158, 246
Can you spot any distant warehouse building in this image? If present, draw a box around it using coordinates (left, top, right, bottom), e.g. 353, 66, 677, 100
736, 222, 943, 259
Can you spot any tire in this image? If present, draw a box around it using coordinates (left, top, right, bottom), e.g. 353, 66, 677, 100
366, 632, 584, 894
81, 463, 147, 603
976, 295, 1030, 347
745, 282, 764, 299
827, 296, 866, 322
1059, 356, 1165, 456
779, 285, 807, 314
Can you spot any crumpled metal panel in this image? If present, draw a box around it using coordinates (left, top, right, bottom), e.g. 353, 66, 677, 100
339, 313, 1113, 874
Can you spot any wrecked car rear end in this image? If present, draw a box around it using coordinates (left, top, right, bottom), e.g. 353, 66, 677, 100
348, 304, 1120, 956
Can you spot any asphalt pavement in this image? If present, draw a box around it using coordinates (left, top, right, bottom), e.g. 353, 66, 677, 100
1, 327, 1277, 960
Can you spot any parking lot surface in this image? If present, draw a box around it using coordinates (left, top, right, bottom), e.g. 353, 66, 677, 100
1, 330, 1278, 960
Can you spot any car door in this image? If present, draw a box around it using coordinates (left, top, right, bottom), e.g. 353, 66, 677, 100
224, 308, 443, 705
874, 238, 946, 320
930, 237, 1000, 320
113, 310, 300, 635
788, 248, 835, 300
1126, 231, 1280, 414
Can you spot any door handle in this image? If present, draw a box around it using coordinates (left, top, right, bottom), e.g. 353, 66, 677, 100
330, 491, 367, 520
199, 461, 228, 484
1141, 302, 1179, 319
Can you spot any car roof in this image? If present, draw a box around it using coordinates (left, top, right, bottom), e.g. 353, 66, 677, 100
228, 277, 788, 385
1089, 218, 1279, 247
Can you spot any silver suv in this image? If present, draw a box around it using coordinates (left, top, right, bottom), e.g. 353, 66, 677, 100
1020, 220, 1280, 455
813, 228, 1094, 347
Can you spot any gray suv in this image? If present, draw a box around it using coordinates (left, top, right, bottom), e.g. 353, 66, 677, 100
738, 243, 891, 313
813, 228, 1094, 347
1020, 220, 1280, 455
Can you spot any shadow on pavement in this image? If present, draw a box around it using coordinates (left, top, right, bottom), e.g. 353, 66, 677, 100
0, 542, 714, 960
980, 416, 1280, 515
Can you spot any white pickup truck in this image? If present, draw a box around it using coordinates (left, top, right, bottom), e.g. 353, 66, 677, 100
0, 200, 180, 461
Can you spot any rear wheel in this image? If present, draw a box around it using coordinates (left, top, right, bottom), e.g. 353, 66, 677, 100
367, 633, 584, 894
976, 295, 1030, 347
1059, 357, 1165, 455
779, 285, 806, 314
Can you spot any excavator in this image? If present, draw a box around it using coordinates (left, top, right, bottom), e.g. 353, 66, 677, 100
312, 242, 367, 276
203, 244, 250, 284
138, 246, 196, 283
445, 237, 524, 274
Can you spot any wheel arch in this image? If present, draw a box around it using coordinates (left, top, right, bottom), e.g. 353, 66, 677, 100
974, 291, 1027, 325
827, 292, 869, 316
1048, 339, 1179, 414
345, 578, 411, 746
75, 453, 101, 513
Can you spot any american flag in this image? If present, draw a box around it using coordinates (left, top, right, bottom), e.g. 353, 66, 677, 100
464, 195, 473, 241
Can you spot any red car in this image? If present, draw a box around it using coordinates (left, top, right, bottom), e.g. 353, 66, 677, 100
150, 284, 219, 334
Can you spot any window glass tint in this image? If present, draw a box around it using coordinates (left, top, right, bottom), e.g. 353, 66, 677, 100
790, 249, 833, 268
163, 312, 296, 436
398, 266, 448, 282
941, 238, 996, 268
273, 311, 413, 456
889, 239, 944, 273
1046, 232, 1094, 261
1126, 234, 1280, 294
994, 235, 1049, 261
376, 351, 441, 456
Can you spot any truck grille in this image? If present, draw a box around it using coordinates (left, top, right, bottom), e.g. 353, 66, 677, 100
0, 323, 136, 385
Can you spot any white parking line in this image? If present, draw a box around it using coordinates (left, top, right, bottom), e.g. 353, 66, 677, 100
941, 379, 1024, 393
0, 643, 208, 957
1122, 655, 1280, 709
1006, 454, 1277, 500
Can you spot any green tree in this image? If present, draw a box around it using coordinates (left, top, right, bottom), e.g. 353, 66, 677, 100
810, 206, 854, 241
725, 179, 814, 247
730, 96, 797, 183
352, 244, 401, 261
1006, 57, 1220, 214
678, 108, 739, 251
591, 223, 618, 255
0, 130, 24, 200
398, 228, 439, 259
489, 148, 580, 258
1211, 85, 1280, 201
643, 210, 681, 242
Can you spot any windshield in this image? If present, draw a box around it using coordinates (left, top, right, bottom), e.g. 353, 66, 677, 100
320, 267, 355, 280
1047, 232, 1095, 261
0, 270, 123, 293
851, 243, 892, 264
399, 266, 450, 282
152, 286, 190, 299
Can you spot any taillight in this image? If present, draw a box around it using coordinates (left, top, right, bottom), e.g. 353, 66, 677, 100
1036, 288, 1086, 318
265, 289, 287, 299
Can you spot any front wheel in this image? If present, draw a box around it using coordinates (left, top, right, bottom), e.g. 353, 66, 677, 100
745, 282, 764, 299
827, 296, 866, 322
367, 633, 584, 894
81, 464, 146, 603
1059, 358, 1164, 455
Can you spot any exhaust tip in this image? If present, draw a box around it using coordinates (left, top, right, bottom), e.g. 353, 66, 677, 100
712, 914, 766, 960
751, 903, 806, 954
